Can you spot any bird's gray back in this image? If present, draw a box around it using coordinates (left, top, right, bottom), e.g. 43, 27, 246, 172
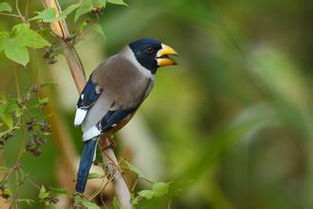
82, 51, 154, 131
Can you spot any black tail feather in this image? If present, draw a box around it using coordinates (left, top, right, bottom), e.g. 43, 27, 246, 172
76, 139, 98, 193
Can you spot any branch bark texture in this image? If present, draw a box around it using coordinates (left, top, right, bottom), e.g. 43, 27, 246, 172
42, 1, 132, 208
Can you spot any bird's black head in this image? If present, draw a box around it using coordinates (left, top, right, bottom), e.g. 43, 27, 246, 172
129, 38, 178, 74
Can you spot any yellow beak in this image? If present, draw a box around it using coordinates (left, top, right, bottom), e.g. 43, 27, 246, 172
156, 43, 178, 67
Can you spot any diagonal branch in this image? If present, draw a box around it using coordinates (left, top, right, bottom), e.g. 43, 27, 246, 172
42, 0, 132, 208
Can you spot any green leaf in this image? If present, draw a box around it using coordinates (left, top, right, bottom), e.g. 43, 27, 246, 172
49, 187, 70, 195
75, 196, 100, 209
6, 102, 19, 113
39, 97, 49, 105
2, 188, 12, 196
0, 32, 9, 51
30, 8, 58, 22
112, 197, 121, 209
39, 185, 51, 200
93, 23, 105, 41
107, 0, 128, 6
152, 182, 169, 197
13, 24, 51, 48
1, 114, 13, 128
138, 190, 154, 199
88, 172, 103, 179
136, 182, 170, 202
18, 199, 34, 206
62, 4, 80, 18
74, 0, 93, 22
74, 0, 106, 22
0, 24, 50, 65
40, 82, 58, 88
0, 2, 12, 12
0, 127, 19, 138
93, 0, 106, 7
3, 40, 29, 66
125, 161, 145, 179
125, 161, 154, 183
31, 4, 79, 23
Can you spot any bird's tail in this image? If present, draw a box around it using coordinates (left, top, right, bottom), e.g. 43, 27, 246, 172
76, 138, 98, 193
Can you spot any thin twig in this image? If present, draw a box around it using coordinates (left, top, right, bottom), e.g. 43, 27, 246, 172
89, 172, 116, 200
15, 0, 26, 21
0, 12, 21, 19
99, 138, 132, 209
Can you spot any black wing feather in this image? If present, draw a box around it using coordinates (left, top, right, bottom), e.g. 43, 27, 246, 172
77, 78, 101, 110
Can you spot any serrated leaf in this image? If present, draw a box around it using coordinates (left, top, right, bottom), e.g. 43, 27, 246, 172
13, 24, 50, 48
93, 23, 105, 41
0, 24, 49, 65
0, 2, 12, 12
138, 190, 154, 199
88, 172, 103, 179
107, 0, 128, 6
30, 8, 58, 22
152, 182, 169, 197
3, 40, 29, 66
74, 0, 93, 22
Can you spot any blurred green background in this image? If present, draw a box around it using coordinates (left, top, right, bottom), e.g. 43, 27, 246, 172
1, 0, 313, 208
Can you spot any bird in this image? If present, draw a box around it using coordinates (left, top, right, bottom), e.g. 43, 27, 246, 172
74, 38, 178, 193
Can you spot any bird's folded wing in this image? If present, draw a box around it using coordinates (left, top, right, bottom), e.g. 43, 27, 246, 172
83, 109, 135, 141
74, 78, 102, 126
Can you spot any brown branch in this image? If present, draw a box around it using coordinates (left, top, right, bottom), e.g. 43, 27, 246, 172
99, 138, 132, 209
62, 42, 86, 92
42, 0, 132, 208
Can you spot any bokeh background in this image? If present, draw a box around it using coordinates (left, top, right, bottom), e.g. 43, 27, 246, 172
1, 0, 313, 208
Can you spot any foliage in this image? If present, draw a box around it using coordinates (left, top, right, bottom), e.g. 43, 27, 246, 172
74, 195, 100, 209
0, 23, 50, 65
0, 2, 12, 13
1, 0, 312, 209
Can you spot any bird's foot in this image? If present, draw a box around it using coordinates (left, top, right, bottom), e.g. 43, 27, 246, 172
100, 136, 116, 150
106, 137, 116, 149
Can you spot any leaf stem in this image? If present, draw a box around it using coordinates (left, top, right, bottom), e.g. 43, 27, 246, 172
15, 0, 26, 21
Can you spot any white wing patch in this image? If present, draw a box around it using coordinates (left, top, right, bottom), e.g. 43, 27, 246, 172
83, 126, 101, 141
74, 108, 87, 126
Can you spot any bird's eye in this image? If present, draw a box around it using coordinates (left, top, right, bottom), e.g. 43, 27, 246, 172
146, 47, 154, 54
